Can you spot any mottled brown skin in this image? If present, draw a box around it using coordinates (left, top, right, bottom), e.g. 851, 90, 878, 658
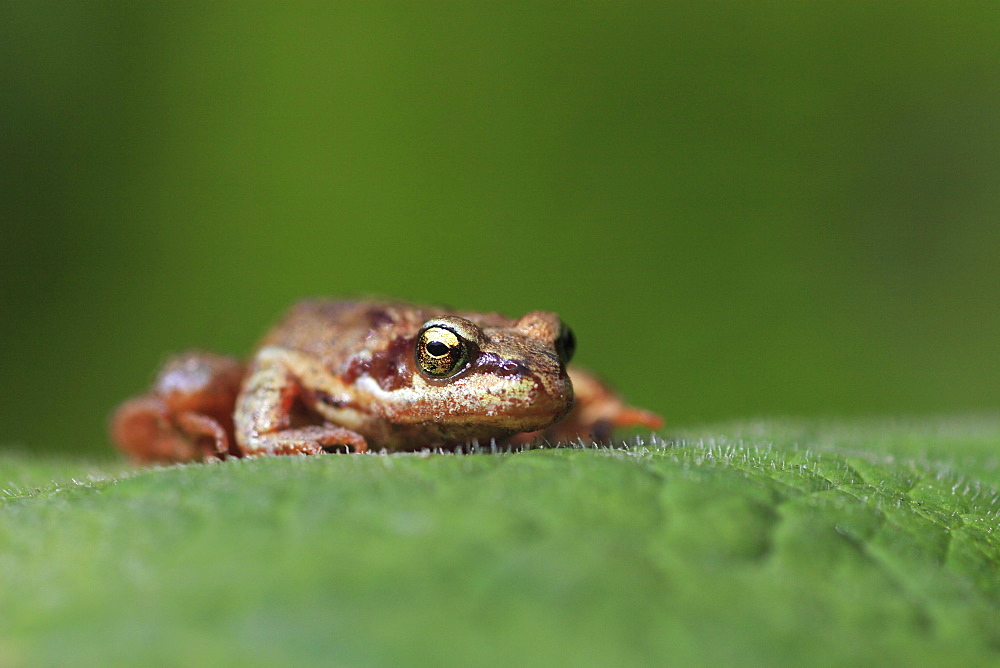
111, 300, 662, 462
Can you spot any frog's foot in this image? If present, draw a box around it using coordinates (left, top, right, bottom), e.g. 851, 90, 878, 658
111, 397, 231, 463
174, 411, 233, 459
243, 426, 369, 456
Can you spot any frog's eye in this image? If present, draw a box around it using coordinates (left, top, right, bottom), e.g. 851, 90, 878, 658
415, 325, 469, 378
555, 322, 575, 365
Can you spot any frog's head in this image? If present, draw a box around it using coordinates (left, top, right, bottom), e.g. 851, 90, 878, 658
370, 310, 575, 443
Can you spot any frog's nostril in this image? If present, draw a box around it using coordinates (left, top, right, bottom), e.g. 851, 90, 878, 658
474, 352, 528, 377
498, 359, 526, 376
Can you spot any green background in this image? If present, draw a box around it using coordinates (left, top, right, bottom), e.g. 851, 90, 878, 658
4, 2, 1000, 455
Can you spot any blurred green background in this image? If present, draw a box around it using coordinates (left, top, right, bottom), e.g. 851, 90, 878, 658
3, 2, 1000, 456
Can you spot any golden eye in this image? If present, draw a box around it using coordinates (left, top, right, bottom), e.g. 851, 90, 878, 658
416, 325, 469, 378
556, 322, 575, 364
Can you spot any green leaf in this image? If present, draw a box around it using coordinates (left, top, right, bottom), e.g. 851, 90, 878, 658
2, 418, 1000, 665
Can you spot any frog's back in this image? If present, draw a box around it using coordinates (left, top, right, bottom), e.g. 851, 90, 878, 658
257, 299, 442, 370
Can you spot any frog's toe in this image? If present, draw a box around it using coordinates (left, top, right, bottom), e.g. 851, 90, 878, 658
241, 426, 368, 456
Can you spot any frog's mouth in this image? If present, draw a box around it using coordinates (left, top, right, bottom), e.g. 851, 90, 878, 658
435, 374, 575, 431
355, 359, 574, 428
432, 410, 567, 443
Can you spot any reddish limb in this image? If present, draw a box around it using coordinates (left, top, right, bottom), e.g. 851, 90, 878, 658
109, 352, 245, 463
512, 365, 663, 446
111, 397, 231, 463
174, 411, 233, 458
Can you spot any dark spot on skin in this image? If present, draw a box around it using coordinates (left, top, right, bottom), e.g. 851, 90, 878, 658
313, 391, 355, 409
286, 392, 322, 429
366, 308, 394, 332
344, 356, 372, 383
368, 335, 414, 391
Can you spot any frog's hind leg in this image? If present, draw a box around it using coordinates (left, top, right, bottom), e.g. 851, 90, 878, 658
173, 411, 234, 459
111, 396, 231, 463
110, 351, 245, 463
234, 347, 369, 456
511, 365, 663, 446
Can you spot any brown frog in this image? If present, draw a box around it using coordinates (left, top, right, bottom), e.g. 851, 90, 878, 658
111, 299, 661, 462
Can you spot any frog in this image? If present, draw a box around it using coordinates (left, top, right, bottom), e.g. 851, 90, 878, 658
111, 299, 662, 462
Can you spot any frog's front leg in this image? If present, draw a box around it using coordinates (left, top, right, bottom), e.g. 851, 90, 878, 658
234, 347, 369, 455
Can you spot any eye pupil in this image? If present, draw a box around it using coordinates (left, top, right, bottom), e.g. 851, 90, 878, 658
426, 340, 450, 357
